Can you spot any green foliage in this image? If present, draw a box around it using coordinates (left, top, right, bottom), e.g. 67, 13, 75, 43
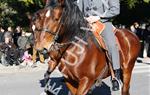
19, 0, 44, 7
122, 0, 150, 8
0, 2, 17, 27
126, 0, 139, 8
0, 0, 149, 29
0, 0, 44, 29
19, 0, 34, 5
144, 0, 150, 3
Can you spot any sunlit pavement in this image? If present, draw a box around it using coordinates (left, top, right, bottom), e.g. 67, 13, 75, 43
0, 60, 149, 95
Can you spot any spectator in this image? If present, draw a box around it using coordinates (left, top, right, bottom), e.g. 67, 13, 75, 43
25, 31, 34, 54
20, 48, 33, 67
147, 25, 150, 57
19, 32, 34, 67
0, 32, 17, 66
17, 30, 30, 58
7, 26, 12, 31
0, 26, 5, 43
7, 26, 14, 36
0, 26, 5, 62
4, 31, 13, 42
134, 23, 150, 59
143, 24, 150, 58
26, 32, 34, 62
13, 26, 22, 48
130, 22, 140, 34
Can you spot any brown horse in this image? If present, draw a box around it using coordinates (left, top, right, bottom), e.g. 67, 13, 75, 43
31, 0, 141, 95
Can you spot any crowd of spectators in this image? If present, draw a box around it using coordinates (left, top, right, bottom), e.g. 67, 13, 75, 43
0, 25, 47, 67
130, 22, 150, 62
0, 22, 150, 67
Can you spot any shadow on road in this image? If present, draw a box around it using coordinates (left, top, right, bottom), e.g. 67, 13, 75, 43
137, 57, 150, 64
39, 77, 111, 95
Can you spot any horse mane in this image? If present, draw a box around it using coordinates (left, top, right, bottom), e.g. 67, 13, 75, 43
32, 9, 43, 22
61, 0, 90, 41
31, 8, 48, 32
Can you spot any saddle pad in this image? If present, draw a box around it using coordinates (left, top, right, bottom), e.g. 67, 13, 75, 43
91, 21, 106, 49
91, 21, 120, 50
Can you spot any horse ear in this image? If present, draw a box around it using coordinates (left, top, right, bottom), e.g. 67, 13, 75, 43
58, 0, 65, 5
26, 12, 32, 20
43, 0, 51, 4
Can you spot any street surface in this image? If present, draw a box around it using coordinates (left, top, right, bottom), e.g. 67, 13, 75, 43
0, 61, 149, 95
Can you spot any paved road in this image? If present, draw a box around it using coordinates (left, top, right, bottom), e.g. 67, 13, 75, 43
130, 62, 150, 95
0, 62, 149, 95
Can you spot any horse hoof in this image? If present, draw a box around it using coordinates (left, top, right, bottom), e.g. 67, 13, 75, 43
44, 78, 50, 85
40, 91, 47, 95
111, 79, 120, 91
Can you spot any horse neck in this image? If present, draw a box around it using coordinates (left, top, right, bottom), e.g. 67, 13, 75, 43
59, 24, 88, 44
58, 4, 88, 43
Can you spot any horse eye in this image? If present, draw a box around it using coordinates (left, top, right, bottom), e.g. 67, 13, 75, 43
55, 18, 59, 21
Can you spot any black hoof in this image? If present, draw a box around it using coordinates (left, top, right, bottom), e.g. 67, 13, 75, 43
112, 79, 120, 91
44, 73, 50, 85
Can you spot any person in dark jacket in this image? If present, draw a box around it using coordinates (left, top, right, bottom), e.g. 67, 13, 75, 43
0, 26, 5, 43
13, 26, 22, 48
0, 32, 18, 66
17, 31, 30, 58
0, 26, 5, 61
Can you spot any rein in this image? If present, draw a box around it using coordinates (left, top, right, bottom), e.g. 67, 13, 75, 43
44, 6, 72, 52
35, 28, 57, 35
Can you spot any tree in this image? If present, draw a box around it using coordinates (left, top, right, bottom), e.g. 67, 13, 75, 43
19, 0, 44, 7
0, 0, 149, 29
0, 0, 44, 29
0, 1, 17, 28
115, 0, 150, 26
123, 0, 150, 8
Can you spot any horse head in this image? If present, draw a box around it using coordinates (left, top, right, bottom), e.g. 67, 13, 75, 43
31, 0, 87, 53
31, 0, 67, 52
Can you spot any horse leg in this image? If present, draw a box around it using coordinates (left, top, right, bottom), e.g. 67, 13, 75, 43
44, 69, 51, 84
122, 69, 131, 95
39, 53, 44, 63
44, 60, 58, 84
76, 77, 94, 95
122, 60, 135, 95
65, 81, 77, 95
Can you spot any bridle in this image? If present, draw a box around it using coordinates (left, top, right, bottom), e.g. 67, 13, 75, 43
33, 4, 71, 52
34, 28, 57, 36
